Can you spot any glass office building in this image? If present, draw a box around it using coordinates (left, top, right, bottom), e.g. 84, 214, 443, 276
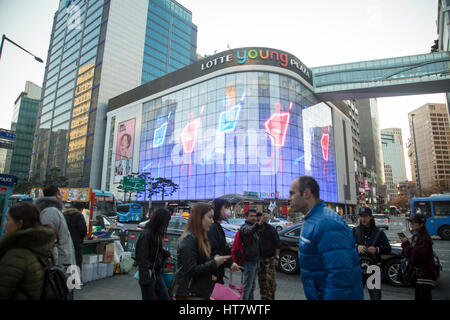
31, 0, 197, 187
103, 47, 356, 206
142, 0, 197, 83
5, 82, 42, 180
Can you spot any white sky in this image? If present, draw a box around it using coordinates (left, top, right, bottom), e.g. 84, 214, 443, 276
0, 0, 447, 181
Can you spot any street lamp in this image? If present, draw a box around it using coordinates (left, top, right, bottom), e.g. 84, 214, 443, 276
410, 114, 423, 197
0, 34, 44, 64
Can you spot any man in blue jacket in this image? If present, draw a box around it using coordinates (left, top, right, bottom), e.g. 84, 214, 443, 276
288, 176, 363, 300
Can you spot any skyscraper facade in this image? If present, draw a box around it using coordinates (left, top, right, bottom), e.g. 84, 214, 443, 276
31, 0, 197, 187
5, 81, 42, 180
381, 128, 407, 200
142, 0, 197, 83
408, 103, 450, 191
354, 98, 386, 204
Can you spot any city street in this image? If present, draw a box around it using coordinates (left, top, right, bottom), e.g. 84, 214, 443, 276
75, 215, 449, 300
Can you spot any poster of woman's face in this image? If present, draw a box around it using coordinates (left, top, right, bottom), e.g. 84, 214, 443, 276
114, 118, 136, 183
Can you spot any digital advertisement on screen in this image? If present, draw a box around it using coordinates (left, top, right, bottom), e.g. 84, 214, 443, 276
137, 72, 337, 202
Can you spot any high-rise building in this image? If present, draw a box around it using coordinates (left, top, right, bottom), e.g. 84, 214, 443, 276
437, 0, 450, 115
408, 103, 450, 192
354, 98, 386, 204
31, 0, 197, 188
332, 100, 364, 205
381, 128, 407, 201
5, 81, 42, 180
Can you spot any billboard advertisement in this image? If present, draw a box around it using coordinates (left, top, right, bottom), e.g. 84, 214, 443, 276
114, 118, 136, 183
138, 72, 337, 202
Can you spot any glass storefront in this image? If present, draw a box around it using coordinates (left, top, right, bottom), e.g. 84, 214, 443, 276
137, 71, 338, 202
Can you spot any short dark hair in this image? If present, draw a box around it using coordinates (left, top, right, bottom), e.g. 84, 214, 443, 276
297, 176, 320, 199
244, 209, 257, 217
8, 202, 41, 230
43, 185, 60, 197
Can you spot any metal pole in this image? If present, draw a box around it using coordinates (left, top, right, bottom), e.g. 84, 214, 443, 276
411, 114, 423, 196
0, 35, 6, 62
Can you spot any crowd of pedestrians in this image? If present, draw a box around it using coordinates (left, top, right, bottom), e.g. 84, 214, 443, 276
0, 177, 438, 301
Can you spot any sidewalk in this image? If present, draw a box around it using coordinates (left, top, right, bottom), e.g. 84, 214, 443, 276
75, 265, 418, 300
74, 267, 306, 300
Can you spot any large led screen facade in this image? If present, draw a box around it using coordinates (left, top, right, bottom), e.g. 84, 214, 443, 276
138, 71, 337, 202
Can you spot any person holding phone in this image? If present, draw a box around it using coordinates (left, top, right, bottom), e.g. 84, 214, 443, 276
399, 214, 437, 300
174, 203, 230, 300
207, 198, 239, 285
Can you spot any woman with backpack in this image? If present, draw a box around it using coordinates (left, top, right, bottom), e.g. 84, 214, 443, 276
207, 198, 239, 284
352, 207, 391, 300
0, 203, 56, 300
135, 207, 173, 300
399, 214, 437, 300
173, 202, 230, 300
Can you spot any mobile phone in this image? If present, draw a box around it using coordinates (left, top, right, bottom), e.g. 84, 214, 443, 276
397, 232, 406, 238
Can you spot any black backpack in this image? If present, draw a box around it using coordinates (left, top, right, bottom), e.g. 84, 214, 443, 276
20, 253, 70, 300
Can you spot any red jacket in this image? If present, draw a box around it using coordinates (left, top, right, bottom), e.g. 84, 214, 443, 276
401, 235, 437, 286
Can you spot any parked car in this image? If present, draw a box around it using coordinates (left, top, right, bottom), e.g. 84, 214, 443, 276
227, 218, 246, 227
373, 213, 390, 230
278, 223, 304, 274
277, 223, 442, 287
268, 218, 292, 231
137, 216, 236, 247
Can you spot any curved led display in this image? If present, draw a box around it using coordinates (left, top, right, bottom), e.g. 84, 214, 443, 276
138, 71, 337, 202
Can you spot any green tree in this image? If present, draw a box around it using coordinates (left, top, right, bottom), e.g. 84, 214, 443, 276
431, 39, 439, 52
12, 174, 42, 195
151, 177, 179, 202
42, 167, 68, 188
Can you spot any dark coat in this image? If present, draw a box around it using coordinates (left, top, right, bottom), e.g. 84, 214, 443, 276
0, 226, 56, 300
401, 235, 437, 286
63, 208, 87, 250
258, 223, 281, 259
240, 221, 261, 262
352, 225, 391, 263
135, 228, 171, 286
207, 222, 232, 284
173, 231, 218, 299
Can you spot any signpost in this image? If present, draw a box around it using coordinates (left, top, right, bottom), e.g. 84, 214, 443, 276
123, 176, 146, 192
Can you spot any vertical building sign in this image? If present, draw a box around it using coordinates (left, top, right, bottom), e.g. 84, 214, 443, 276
114, 118, 136, 183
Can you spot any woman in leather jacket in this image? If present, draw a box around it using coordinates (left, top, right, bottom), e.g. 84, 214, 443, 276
135, 207, 172, 300
207, 198, 239, 284
173, 202, 230, 300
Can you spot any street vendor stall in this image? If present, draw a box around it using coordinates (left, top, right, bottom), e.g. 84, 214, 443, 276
0, 174, 17, 238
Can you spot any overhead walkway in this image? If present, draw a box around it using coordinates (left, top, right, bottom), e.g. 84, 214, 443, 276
312, 51, 450, 100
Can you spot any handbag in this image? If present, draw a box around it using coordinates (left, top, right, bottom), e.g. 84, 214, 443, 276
397, 257, 419, 285
134, 269, 152, 280
134, 243, 159, 281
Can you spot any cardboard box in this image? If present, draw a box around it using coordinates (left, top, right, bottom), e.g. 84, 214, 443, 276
83, 254, 98, 264
103, 243, 115, 263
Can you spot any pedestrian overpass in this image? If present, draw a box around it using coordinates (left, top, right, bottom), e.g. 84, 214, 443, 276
312, 51, 450, 100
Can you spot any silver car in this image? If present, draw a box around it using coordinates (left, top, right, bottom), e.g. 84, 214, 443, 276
373, 214, 390, 230
268, 218, 292, 231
